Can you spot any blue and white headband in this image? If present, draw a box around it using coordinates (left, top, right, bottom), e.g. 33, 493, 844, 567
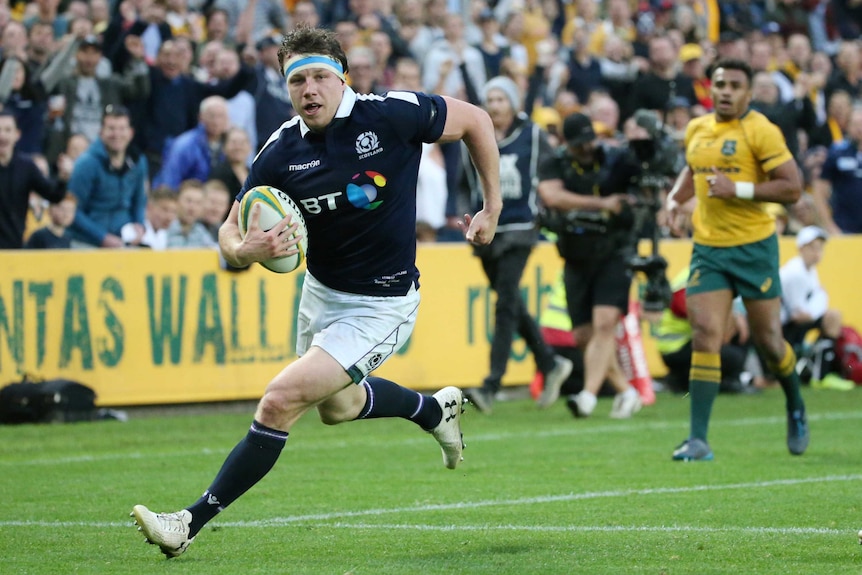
283, 54, 346, 82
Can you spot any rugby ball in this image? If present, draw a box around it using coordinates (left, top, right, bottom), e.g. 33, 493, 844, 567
238, 185, 308, 273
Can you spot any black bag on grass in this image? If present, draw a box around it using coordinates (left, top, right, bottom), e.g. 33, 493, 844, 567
0, 378, 97, 424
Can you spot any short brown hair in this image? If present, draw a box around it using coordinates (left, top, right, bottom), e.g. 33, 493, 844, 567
277, 25, 348, 77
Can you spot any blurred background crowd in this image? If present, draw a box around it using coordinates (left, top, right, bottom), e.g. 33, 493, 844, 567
1, 0, 861, 251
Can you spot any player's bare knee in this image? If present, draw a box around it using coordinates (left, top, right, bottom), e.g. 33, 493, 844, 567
256, 390, 291, 423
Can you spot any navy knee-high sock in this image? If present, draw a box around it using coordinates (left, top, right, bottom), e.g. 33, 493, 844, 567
186, 420, 288, 537
356, 376, 443, 431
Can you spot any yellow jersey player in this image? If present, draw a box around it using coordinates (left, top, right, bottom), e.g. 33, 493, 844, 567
666, 59, 808, 461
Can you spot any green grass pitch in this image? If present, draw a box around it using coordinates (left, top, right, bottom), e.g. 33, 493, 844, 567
1, 386, 861, 574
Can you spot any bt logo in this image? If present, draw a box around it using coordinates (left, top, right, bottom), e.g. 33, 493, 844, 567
347, 170, 386, 210
297, 170, 389, 213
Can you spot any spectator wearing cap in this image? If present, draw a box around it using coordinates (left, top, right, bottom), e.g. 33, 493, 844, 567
780, 226, 846, 372
536, 111, 644, 418
626, 36, 697, 121
461, 76, 573, 414
0, 112, 67, 250
23, 0, 69, 40
44, 34, 150, 167
67, 104, 148, 248
749, 71, 816, 160
678, 43, 712, 111
813, 107, 862, 235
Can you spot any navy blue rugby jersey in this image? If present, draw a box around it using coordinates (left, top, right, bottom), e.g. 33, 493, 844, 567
238, 87, 448, 296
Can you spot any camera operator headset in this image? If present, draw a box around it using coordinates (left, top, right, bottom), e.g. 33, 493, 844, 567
536, 112, 643, 419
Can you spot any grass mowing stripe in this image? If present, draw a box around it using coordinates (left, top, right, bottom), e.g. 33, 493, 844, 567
0, 521, 849, 537
298, 523, 853, 536
5, 410, 862, 468
3, 474, 858, 530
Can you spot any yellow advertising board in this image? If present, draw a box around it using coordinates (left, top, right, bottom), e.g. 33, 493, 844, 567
1, 236, 859, 405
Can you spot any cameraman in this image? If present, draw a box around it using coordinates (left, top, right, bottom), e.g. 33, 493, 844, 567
537, 112, 643, 419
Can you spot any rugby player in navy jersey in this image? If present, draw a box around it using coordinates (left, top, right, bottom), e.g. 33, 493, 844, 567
131, 25, 501, 558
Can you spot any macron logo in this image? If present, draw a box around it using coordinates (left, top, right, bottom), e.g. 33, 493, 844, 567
289, 159, 321, 171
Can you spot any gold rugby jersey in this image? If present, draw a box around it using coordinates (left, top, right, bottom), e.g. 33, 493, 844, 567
684, 110, 793, 246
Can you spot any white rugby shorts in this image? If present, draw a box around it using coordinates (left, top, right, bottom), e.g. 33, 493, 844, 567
296, 273, 420, 383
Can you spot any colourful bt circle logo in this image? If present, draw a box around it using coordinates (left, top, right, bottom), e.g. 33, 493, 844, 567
347, 171, 386, 210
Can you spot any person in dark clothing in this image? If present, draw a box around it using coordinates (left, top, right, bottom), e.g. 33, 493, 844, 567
825, 40, 862, 103
0, 112, 66, 250
750, 71, 816, 160
627, 36, 697, 120
537, 112, 645, 419
461, 76, 574, 414
26, 192, 77, 249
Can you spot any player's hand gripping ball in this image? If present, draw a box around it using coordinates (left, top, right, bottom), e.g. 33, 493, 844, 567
238, 186, 308, 273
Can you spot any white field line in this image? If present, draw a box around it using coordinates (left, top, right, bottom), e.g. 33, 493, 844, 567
4, 410, 862, 468
1, 474, 860, 532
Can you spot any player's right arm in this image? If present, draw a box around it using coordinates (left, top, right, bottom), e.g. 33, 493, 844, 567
218, 201, 296, 267
666, 165, 695, 237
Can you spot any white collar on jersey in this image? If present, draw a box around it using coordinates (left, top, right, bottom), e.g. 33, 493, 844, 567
298, 86, 357, 138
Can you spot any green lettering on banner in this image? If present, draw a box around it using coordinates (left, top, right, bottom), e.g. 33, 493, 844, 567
230, 279, 241, 349
258, 278, 268, 348
60, 276, 94, 370
146, 275, 187, 365
466, 286, 481, 344
194, 273, 225, 364
289, 273, 304, 352
28, 282, 53, 368
532, 266, 554, 322
98, 277, 124, 367
0, 280, 24, 372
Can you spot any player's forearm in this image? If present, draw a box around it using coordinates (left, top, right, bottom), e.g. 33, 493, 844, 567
742, 177, 801, 204
667, 166, 694, 206
218, 221, 252, 267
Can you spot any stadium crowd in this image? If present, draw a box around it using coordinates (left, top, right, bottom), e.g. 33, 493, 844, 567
1, 0, 861, 251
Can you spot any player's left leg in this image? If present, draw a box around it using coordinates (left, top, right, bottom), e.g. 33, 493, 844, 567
745, 297, 809, 455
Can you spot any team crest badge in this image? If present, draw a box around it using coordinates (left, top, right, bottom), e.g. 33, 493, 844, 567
721, 140, 737, 156
355, 131, 383, 159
